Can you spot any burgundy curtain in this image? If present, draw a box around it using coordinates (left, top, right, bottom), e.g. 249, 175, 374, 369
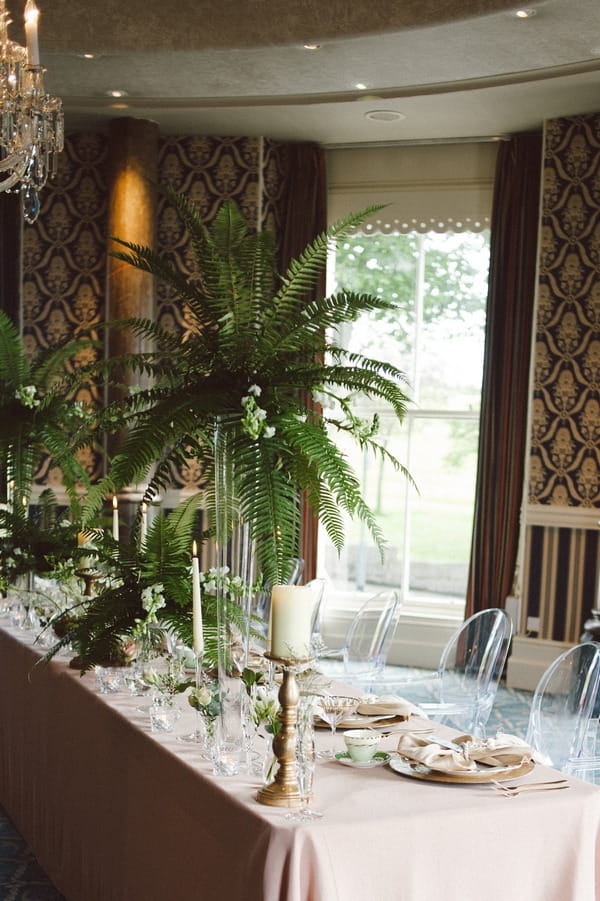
274, 143, 327, 581
466, 131, 543, 617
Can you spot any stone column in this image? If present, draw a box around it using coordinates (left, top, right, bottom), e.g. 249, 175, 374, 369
105, 117, 159, 531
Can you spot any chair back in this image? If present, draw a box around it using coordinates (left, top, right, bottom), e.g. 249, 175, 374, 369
305, 578, 326, 651
437, 607, 513, 734
343, 590, 401, 680
525, 642, 600, 774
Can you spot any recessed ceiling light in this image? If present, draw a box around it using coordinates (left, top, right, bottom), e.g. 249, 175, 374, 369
355, 83, 368, 91
514, 7, 537, 17
105, 89, 128, 98
365, 109, 406, 122
80, 52, 95, 59
303, 43, 321, 51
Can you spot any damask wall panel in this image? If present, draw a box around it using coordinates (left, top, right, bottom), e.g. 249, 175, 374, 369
22, 132, 109, 486
524, 113, 600, 639
530, 114, 600, 508
153, 135, 298, 490
155, 136, 272, 339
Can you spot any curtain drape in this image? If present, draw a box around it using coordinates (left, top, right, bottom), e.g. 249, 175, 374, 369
274, 143, 327, 582
466, 131, 543, 617
0, 194, 20, 324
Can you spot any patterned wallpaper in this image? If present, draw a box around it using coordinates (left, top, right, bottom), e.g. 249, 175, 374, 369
523, 113, 600, 641
22, 132, 109, 486
530, 114, 600, 508
22, 131, 291, 491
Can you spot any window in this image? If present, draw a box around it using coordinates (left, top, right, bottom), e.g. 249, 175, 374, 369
317, 229, 490, 615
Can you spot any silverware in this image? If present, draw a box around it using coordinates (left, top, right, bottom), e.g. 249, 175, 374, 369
490, 778, 570, 797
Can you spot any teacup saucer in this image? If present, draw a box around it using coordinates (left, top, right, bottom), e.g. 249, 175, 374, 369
334, 751, 390, 769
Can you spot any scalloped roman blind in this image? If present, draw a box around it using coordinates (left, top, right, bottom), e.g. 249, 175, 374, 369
326, 142, 497, 234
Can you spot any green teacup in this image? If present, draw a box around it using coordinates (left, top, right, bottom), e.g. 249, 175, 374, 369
343, 728, 382, 762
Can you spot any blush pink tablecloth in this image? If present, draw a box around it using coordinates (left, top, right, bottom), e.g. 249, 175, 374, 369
1, 622, 600, 901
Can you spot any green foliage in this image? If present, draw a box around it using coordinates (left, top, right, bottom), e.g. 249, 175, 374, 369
0, 489, 82, 590
0, 310, 98, 511
43, 494, 248, 674
83, 190, 412, 585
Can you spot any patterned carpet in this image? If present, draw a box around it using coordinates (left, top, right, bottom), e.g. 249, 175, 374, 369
0, 811, 65, 901
0, 671, 532, 901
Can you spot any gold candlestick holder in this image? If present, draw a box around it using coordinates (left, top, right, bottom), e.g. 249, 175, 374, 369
256, 652, 314, 808
76, 568, 103, 597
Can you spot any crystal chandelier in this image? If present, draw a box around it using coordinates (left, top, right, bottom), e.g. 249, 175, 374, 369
0, 0, 63, 223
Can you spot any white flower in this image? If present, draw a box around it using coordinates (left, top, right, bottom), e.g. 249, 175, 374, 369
141, 583, 166, 620
16, 385, 38, 408
248, 384, 262, 397
264, 426, 276, 438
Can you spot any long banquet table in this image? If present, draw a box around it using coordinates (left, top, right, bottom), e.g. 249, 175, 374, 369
1, 621, 600, 901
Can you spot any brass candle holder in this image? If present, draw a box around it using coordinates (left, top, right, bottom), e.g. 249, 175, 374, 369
256, 652, 314, 808
76, 568, 103, 597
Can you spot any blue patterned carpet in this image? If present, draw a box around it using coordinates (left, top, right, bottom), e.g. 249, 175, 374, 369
0, 809, 65, 900
0, 672, 531, 900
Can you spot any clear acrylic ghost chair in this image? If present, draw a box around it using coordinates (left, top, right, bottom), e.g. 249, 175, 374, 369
417, 607, 513, 738
305, 578, 326, 654
525, 642, 600, 780
317, 590, 402, 688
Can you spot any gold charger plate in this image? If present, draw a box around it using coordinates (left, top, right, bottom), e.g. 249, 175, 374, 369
314, 713, 408, 730
388, 755, 535, 784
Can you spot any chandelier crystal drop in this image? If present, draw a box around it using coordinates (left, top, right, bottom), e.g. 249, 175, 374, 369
0, 0, 63, 223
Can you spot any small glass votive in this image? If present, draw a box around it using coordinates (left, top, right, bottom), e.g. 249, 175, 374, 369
9, 601, 27, 629
123, 663, 151, 697
212, 740, 244, 777
95, 665, 124, 694
149, 700, 181, 733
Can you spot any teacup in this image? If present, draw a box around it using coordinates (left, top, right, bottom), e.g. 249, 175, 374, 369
343, 728, 382, 762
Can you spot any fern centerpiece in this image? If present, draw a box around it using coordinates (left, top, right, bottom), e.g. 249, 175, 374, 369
0, 309, 96, 512
43, 495, 249, 674
84, 189, 411, 588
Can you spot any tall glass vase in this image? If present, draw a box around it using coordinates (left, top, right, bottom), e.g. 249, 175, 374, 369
213, 414, 257, 746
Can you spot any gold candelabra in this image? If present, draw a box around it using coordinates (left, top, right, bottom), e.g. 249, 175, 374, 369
255, 652, 313, 808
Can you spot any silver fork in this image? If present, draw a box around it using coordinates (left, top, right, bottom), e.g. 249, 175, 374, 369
490, 779, 570, 797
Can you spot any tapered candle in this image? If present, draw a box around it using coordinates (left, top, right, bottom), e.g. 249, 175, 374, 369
140, 502, 148, 547
268, 584, 316, 659
192, 541, 203, 658
112, 495, 119, 541
24, 0, 40, 66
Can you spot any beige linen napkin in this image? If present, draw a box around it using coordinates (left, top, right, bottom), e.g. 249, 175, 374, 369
460, 733, 534, 767
356, 695, 423, 718
397, 733, 478, 773
397, 732, 534, 774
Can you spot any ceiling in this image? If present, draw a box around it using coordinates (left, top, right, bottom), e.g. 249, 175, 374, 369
7, 0, 600, 146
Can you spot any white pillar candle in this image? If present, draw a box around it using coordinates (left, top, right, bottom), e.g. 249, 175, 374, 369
24, 0, 40, 66
269, 585, 316, 660
112, 495, 119, 541
192, 541, 203, 658
140, 502, 148, 547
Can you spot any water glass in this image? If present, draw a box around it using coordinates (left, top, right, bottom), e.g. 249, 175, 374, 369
9, 600, 27, 629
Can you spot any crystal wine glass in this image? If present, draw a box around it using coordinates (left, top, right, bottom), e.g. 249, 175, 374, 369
286, 733, 323, 822
315, 695, 358, 759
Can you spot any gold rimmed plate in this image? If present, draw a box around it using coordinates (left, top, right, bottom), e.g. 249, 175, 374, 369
314, 713, 408, 730
388, 755, 535, 784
